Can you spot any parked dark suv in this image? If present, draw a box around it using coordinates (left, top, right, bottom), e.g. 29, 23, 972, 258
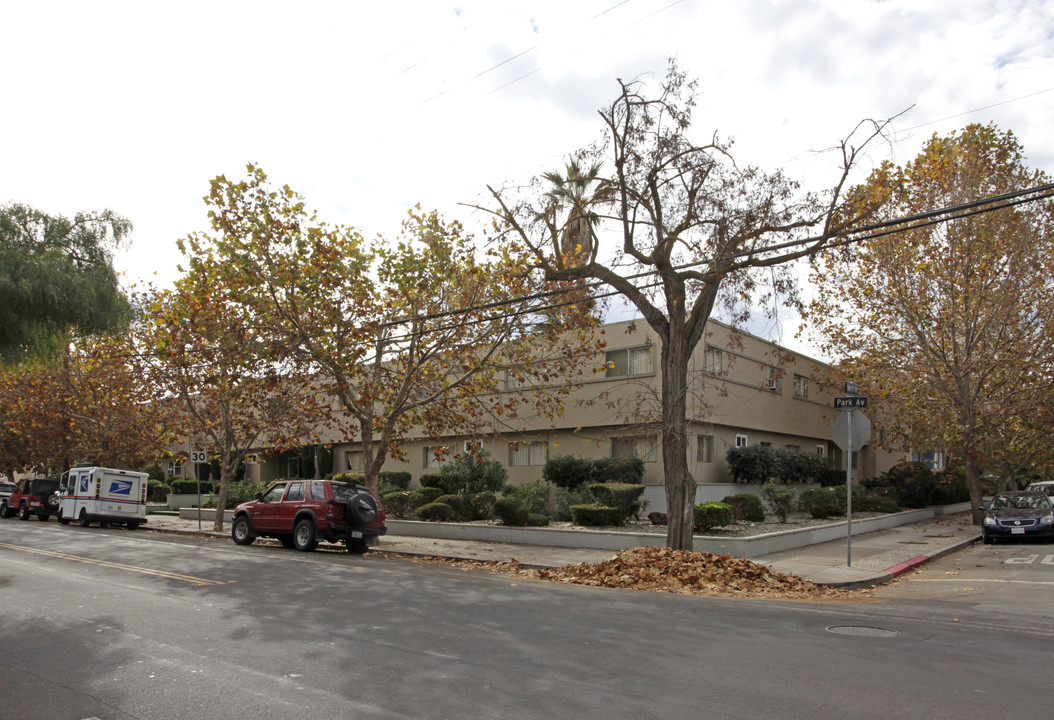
2, 478, 61, 521
230, 479, 386, 554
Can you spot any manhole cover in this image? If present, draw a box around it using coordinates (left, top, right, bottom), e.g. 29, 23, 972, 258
826, 625, 899, 638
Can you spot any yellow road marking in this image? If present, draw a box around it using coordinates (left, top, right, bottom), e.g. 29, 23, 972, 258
0, 541, 231, 586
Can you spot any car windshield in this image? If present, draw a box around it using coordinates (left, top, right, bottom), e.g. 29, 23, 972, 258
991, 493, 1050, 510
330, 483, 364, 502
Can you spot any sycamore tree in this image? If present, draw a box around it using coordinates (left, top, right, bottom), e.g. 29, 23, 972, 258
181, 165, 600, 494
0, 203, 132, 364
480, 63, 893, 549
135, 272, 323, 531
805, 124, 1054, 523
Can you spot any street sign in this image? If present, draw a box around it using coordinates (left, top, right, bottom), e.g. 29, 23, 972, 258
834, 396, 868, 409
832, 411, 871, 451
190, 444, 208, 464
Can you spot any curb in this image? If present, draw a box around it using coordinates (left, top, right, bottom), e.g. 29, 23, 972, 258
817, 534, 981, 589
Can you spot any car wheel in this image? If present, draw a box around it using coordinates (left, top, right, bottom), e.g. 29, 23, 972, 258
345, 538, 369, 554
79, 510, 91, 528
58, 509, 70, 526
46, 494, 60, 510
127, 521, 139, 530
293, 518, 318, 552
0, 500, 10, 519
278, 536, 295, 549
347, 494, 379, 526
37, 514, 49, 521
231, 516, 255, 546
18, 504, 31, 521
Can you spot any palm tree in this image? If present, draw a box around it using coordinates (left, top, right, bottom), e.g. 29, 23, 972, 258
542, 159, 607, 268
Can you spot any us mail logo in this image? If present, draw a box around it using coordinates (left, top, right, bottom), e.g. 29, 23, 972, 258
108, 480, 133, 496
79, 476, 89, 493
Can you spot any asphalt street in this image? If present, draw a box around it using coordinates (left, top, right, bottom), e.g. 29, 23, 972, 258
1, 521, 1052, 720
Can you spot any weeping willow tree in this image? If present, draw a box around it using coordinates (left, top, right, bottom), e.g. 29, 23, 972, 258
0, 203, 132, 364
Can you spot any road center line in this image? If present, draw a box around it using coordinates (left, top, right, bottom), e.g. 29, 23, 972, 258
0, 541, 230, 586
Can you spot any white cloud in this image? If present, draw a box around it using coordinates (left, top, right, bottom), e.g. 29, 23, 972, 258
3, 0, 1052, 353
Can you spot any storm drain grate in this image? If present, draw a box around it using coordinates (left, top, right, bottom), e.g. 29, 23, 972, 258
826, 625, 899, 638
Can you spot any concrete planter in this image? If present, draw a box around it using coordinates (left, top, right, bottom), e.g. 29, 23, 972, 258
387, 507, 943, 559
167, 493, 211, 511
178, 507, 235, 523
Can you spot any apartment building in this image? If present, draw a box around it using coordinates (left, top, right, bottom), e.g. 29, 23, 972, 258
308, 319, 902, 509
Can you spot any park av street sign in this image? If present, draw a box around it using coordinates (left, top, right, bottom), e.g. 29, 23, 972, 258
834, 396, 868, 409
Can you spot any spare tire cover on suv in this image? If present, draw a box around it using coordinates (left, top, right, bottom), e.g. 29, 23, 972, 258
347, 492, 378, 526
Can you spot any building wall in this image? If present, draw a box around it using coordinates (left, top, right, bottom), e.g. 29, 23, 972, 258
324, 319, 904, 492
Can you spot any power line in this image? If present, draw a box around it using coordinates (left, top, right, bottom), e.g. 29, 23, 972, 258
377, 182, 1054, 340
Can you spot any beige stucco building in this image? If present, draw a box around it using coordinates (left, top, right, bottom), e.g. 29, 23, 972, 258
257, 319, 902, 511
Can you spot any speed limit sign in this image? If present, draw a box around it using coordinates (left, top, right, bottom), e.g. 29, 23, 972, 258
190, 444, 208, 464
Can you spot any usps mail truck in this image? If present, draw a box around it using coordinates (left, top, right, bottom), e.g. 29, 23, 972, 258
58, 467, 149, 529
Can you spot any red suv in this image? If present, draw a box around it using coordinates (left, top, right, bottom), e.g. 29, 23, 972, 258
231, 479, 386, 554
2, 478, 60, 521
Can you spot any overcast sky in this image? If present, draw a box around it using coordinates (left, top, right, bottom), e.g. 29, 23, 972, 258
3, 0, 1052, 355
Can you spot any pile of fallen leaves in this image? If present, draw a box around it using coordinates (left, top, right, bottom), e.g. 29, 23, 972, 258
505, 546, 860, 600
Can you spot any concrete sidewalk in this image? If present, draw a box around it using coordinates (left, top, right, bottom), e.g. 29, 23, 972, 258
141, 511, 980, 589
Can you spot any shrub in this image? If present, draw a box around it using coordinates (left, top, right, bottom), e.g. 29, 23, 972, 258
587, 482, 645, 524
570, 504, 622, 526
886, 461, 936, 508
332, 471, 366, 485
543, 455, 595, 490
410, 487, 445, 509
815, 466, 847, 487
693, 501, 735, 531
527, 513, 550, 527
143, 464, 165, 483
759, 483, 796, 522
502, 480, 550, 516
725, 445, 780, 484
436, 494, 466, 520
419, 473, 445, 490
721, 493, 765, 522
553, 486, 596, 521
465, 492, 497, 521
382, 491, 413, 518
591, 456, 645, 484
493, 497, 530, 526
416, 502, 453, 522
828, 483, 871, 512
933, 469, 970, 505
377, 481, 402, 497
169, 479, 217, 495
225, 481, 270, 508
438, 450, 508, 495
779, 452, 831, 484
799, 487, 843, 518
147, 480, 171, 503
378, 471, 411, 490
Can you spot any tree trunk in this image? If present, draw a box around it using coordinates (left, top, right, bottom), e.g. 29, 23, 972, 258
662, 326, 696, 550
212, 444, 232, 532
964, 436, 984, 526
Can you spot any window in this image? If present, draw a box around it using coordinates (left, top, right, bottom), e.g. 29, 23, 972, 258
768, 367, 782, 392
816, 445, 826, 457
424, 446, 450, 469
509, 442, 548, 466
793, 374, 809, 399
704, 347, 725, 375
697, 435, 714, 463
261, 483, 287, 503
785, 444, 800, 453
311, 481, 326, 499
167, 461, 182, 477
286, 482, 304, 502
760, 441, 772, 447
735, 434, 749, 448
612, 436, 658, 463
346, 451, 362, 471
605, 347, 654, 378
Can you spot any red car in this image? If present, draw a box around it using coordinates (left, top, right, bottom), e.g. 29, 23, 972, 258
231, 479, 386, 554
2, 478, 61, 521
